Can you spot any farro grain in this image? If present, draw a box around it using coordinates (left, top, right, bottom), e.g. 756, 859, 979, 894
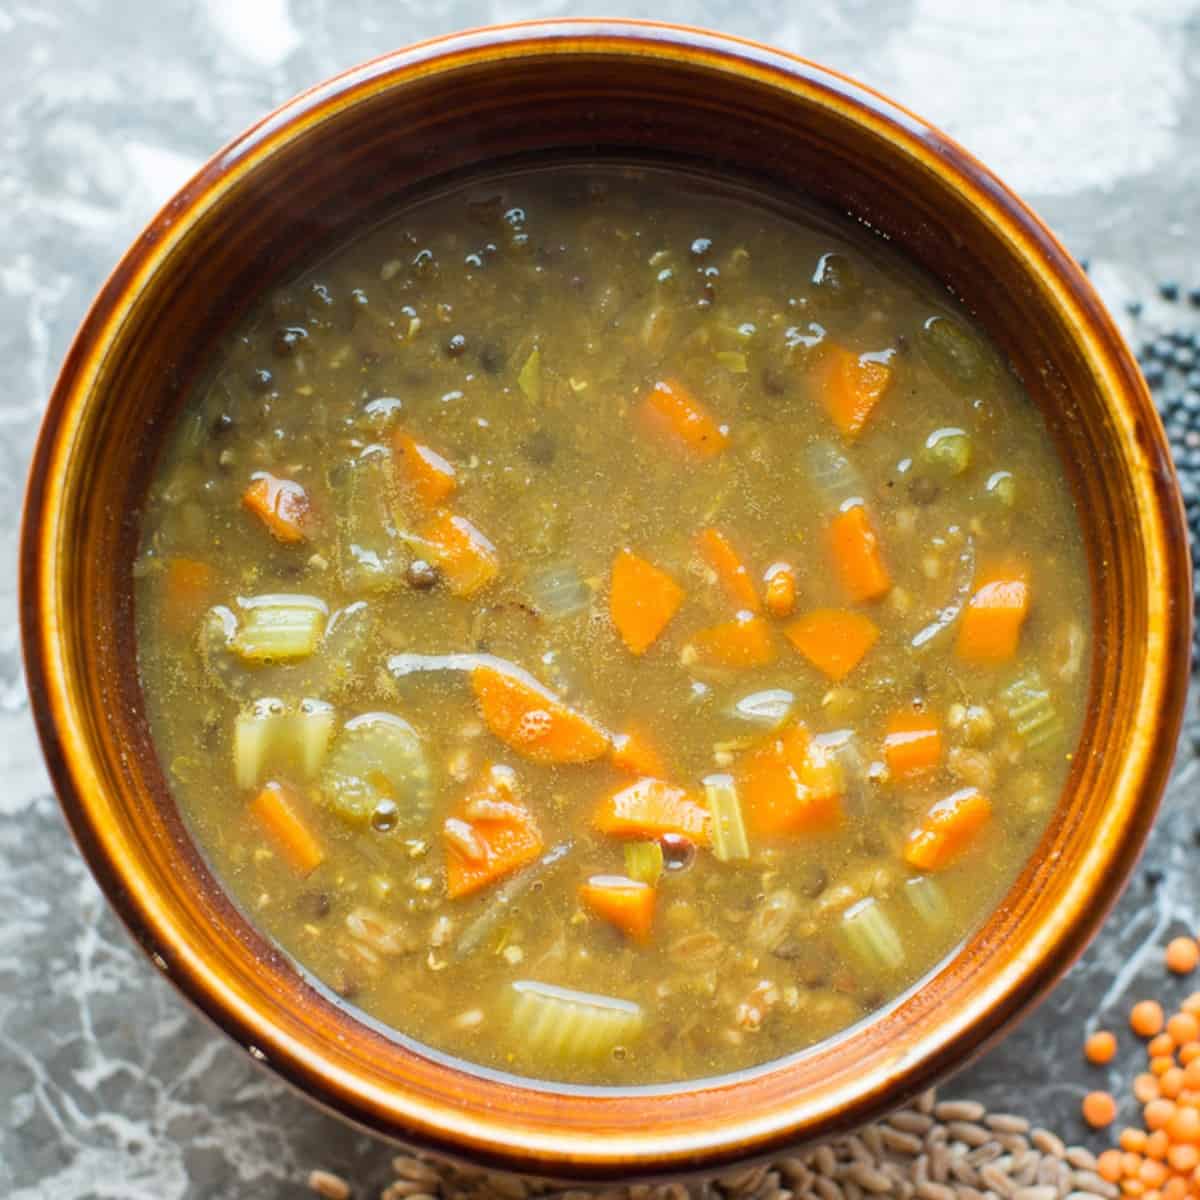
1030, 1131, 1066, 1159
986, 1116, 1031, 1135
937, 1102, 987, 1123
308, 1169, 352, 1200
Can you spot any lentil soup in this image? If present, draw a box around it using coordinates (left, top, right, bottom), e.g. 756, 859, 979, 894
134, 164, 1089, 1085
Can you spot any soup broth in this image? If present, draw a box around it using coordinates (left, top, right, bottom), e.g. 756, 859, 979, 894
135, 164, 1089, 1085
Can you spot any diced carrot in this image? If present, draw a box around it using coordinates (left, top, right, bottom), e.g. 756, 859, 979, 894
828, 503, 891, 602
393, 429, 457, 507
241, 472, 312, 543
422, 512, 500, 596
689, 613, 776, 668
696, 527, 760, 612
579, 874, 656, 943
250, 781, 324, 876
594, 777, 710, 844
162, 557, 216, 634
763, 561, 797, 619
903, 788, 992, 872
785, 609, 879, 681
611, 729, 667, 779
819, 344, 895, 438
470, 663, 609, 764
610, 548, 685, 655
883, 711, 943, 780
740, 723, 843, 837
955, 562, 1031, 664
444, 764, 544, 898
639, 377, 729, 460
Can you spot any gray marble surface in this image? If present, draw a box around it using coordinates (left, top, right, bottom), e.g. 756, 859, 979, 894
3, 1, 1200, 1196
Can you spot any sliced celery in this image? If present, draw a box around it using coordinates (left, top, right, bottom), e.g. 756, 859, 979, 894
528, 562, 591, 620
805, 440, 865, 510
841, 897, 905, 973
232, 595, 326, 663
517, 347, 541, 403
319, 711, 432, 828
1000, 670, 1064, 750
715, 350, 748, 373
704, 773, 749, 862
233, 696, 336, 790
334, 451, 406, 595
904, 875, 951, 928
455, 841, 573, 959
921, 426, 973, 476
731, 688, 794, 729
624, 841, 664, 886
509, 980, 643, 1063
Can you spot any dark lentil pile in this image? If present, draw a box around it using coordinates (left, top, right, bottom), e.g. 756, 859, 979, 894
1133, 288, 1200, 661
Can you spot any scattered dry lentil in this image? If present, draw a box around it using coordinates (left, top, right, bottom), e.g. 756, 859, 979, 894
1132, 1002, 1166, 1039
1166, 939, 1199, 976
1084, 1094, 1118, 1129
1088, 1033, 1119, 1065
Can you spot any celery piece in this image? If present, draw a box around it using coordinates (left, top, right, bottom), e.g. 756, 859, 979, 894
319, 711, 431, 828
704, 773, 749, 862
904, 875, 951, 928
842, 897, 905, 972
986, 469, 1016, 508
715, 350, 748, 373
1000, 670, 1064, 750
295, 699, 337, 777
805, 440, 865, 510
509, 980, 643, 1063
233, 595, 326, 663
921, 426, 973, 476
528, 562, 591, 620
334, 451, 407, 595
624, 841, 664, 886
517, 347, 541, 403
234, 697, 336, 791
732, 688, 794, 729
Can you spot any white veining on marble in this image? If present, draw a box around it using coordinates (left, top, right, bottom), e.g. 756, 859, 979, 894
877, 0, 1192, 197
205, 0, 302, 69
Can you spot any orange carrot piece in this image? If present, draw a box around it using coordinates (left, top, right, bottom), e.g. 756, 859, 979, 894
393, 429, 457, 508
763, 561, 797, 619
640, 377, 729, 460
785, 609, 879, 681
903, 787, 992, 872
579, 874, 655, 943
162, 557, 216, 634
884, 711, 943, 780
955, 562, 1031, 664
471, 663, 608, 764
241, 472, 312, 543
250, 781, 324, 876
595, 777, 710, 844
690, 613, 776, 668
829, 503, 891, 602
740, 723, 843, 837
696, 527, 760, 612
422, 512, 500, 596
611, 729, 667, 779
610, 548, 685, 655
819, 344, 895, 438
444, 764, 544, 898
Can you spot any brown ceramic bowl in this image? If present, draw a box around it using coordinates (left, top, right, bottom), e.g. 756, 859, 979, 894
20, 19, 1192, 1182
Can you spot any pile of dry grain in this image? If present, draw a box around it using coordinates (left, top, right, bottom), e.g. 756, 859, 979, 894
308, 1089, 1111, 1200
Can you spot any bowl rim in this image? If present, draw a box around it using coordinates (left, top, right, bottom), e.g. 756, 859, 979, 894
20, 17, 1193, 1176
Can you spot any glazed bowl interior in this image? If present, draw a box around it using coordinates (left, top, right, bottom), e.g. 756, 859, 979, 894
22, 21, 1191, 1181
